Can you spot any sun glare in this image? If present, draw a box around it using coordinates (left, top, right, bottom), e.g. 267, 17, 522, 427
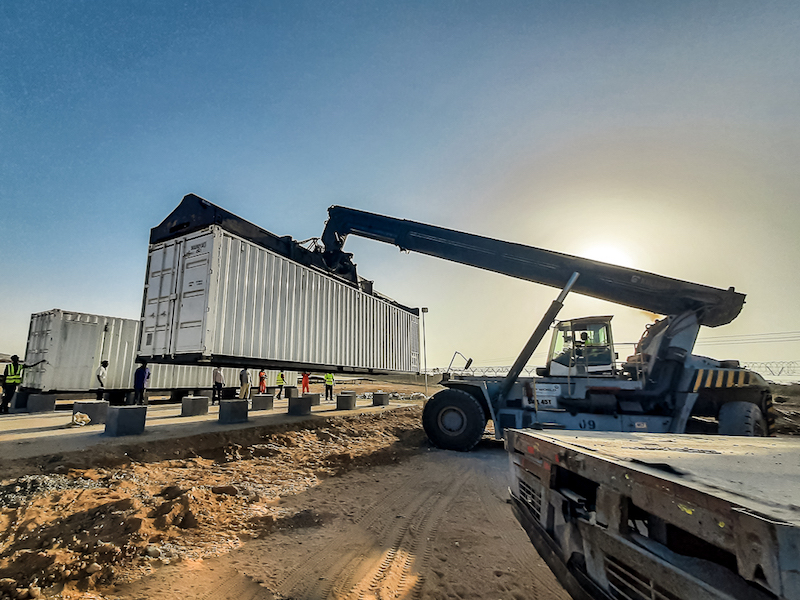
580, 244, 636, 268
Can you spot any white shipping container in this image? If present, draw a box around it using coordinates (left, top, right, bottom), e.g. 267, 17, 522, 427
139, 225, 420, 372
23, 309, 291, 392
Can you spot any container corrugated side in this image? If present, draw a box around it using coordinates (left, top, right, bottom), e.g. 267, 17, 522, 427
23, 309, 291, 392
140, 226, 420, 372
24, 310, 140, 391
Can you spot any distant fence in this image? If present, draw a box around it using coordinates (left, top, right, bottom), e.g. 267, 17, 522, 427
426, 366, 538, 378
745, 362, 800, 377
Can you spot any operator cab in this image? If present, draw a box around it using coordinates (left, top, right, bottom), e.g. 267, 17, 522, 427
545, 316, 616, 377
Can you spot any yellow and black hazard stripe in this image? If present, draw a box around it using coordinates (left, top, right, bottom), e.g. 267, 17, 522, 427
691, 369, 756, 392
765, 396, 778, 437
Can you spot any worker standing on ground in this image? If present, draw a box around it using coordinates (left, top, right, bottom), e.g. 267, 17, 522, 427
301, 372, 310, 394
258, 367, 267, 394
133, 361, 150, 405
276, 371, 285, 399
239, 367, 251, 399
324, 372, 334, 402
2, 355, 45, 414
95, 360, 109, 401
212, 366, 225, 405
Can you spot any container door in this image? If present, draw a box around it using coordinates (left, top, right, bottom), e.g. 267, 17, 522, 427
172, 233, 213, 353
23, 311, 57, 390
141, 240, 182, 356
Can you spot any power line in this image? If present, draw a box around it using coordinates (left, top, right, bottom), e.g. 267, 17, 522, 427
696, 331, 800, 346
698, 330, 800, 340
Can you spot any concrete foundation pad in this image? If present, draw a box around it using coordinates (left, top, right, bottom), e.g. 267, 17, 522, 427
27, 394, 57, 413
105, 406, 147, 436
288, 396, 312, 416
181, 396, 209, 417
373, 392, 390, 406
284, 386, 299, 399
304, 393, 321, 406
336, 394, 356, 410
219, 399, 248, 424
73, 400, 110, 424
251, 394, 274, 411
10, 391, 28, 412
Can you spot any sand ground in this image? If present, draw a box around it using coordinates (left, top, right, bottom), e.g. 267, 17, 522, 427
1, 380, 798, 599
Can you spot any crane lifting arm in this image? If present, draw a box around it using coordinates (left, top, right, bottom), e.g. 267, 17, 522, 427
321, 206, 745, 327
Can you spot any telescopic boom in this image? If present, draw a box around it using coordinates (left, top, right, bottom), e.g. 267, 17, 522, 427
321, 206, 744, 327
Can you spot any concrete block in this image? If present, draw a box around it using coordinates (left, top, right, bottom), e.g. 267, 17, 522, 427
288, 395, 312, 416
336, 393, 356, 410
373, 392, 390, 406
219, 399, 248, 424
251, 394, 274, 411
26, 394, 56, 413
284, 386, 299, 399
304, 393, 321, 406
105, 406, 147, 436
181, 396, 209, 417
10, 391, 28, 411
73, 400, 109, 424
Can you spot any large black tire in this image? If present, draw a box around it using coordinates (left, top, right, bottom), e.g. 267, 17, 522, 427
718, 401, 767, 436
422, 389, 487, 451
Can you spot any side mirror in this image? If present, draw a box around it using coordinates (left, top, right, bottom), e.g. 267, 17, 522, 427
464, 358, 473, 370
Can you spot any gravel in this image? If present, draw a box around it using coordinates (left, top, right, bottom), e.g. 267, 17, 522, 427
0, 474, 104, 508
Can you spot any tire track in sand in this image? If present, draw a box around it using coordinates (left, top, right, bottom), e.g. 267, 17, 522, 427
273, 463, 467, 600
472, 450, 570, 600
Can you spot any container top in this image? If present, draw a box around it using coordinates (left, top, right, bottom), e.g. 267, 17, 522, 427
150, 194, 340, 276
30, 308, 137, 323
150, 194, 418, 315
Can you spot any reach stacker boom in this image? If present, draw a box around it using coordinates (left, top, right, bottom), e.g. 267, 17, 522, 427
320, 206, 774, 450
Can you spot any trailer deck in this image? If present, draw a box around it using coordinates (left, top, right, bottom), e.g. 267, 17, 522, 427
506, 430, 800, 600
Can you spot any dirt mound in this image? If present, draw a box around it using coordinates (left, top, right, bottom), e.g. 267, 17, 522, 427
770, 383, 800, 435
0, 406, 426, 599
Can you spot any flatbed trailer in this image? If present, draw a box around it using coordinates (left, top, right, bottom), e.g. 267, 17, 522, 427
506, 430, 800, 600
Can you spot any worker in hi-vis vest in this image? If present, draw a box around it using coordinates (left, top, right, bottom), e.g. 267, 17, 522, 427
2, 354, 45, 414
324, 373, 334, 402
276, 371, 285, 399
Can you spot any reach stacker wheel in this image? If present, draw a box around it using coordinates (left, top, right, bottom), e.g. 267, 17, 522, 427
422, 389, 487, 451
718, 401, 767, 436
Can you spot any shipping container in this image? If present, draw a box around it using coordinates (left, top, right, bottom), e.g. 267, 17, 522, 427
138, 195, 420, 373
22, 309, 294, 395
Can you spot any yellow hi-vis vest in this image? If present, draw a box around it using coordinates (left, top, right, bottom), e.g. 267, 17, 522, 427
324, 373, 334, 386
276, 373, 285, 385
4, 364, 23, 385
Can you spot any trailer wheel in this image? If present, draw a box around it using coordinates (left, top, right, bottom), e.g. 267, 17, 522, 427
422, 389, 486, 451
718, 401, 766, 436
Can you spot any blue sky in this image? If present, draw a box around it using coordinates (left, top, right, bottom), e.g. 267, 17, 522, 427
2, 1, 799, 370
